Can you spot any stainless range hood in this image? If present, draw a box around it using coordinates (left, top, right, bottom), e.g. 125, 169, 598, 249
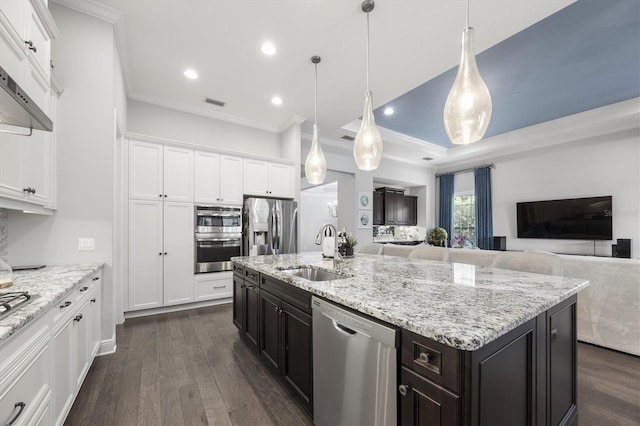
0, 65, 52, 133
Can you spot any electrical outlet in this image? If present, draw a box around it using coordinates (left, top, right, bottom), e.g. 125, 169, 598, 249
78, 238, 95, 251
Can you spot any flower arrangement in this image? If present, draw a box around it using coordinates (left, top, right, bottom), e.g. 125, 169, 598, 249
451, 234, 474, 248
428, 227, 448, 246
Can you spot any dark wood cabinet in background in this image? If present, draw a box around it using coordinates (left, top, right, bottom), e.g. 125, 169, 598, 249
233, 266, 260, 353
374, 188, 418, 226
373, 191, 384, 225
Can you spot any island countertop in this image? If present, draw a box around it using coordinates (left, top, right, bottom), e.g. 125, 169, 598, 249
231, 252, 589, 351
0, 264, 104, 343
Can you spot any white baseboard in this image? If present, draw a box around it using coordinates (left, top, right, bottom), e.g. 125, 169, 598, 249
124, 297, 232, 320
97, 337, 116, 356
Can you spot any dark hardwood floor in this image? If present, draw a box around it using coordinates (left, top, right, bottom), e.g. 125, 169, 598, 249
65, 304, 640, 426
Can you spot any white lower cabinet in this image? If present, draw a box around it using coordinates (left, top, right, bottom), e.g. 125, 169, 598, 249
194, 271, 233, 301
73, 300, 91, 390
128, 200, 194, 310
52, 315, 74, 426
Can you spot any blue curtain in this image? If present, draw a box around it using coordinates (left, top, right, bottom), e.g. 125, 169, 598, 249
474, 167, 493, 250
438, 174, 454, 246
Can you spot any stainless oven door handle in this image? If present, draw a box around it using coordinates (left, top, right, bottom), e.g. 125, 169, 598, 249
196, 238, 241, 242
196, 212, 241, 217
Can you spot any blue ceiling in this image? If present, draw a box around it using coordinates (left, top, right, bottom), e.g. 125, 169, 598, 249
373, 0, 640, 148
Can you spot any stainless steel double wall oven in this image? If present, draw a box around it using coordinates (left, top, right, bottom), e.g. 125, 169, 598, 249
194, 205, 242, 273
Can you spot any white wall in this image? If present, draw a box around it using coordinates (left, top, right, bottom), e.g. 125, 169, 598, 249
7, 4, 119, 347
127, 99, 281, 158
492, 133, 640, 257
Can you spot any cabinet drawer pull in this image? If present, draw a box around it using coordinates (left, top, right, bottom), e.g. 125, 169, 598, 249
92, 276, 100, 281
398, 384, 410, 396
80, 286, 89, 292
213, 285, 225, 289
91, 298, 97, 303
6, 402, 26, 426
247, 273, 256, 279
74, 314, 83, 322
60, 301, 72, 309
419, 352, 432, 363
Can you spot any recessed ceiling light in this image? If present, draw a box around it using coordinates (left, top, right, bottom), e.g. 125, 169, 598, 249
184, 69, 198, 80
383, 107, 394, 116
261, 41, 276, 55
271, 96, 283, 105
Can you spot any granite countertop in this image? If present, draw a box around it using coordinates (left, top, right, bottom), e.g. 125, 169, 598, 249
0, 264, 104, 343
232, 253, 589, 351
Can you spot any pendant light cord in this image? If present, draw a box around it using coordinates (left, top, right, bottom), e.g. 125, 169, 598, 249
366, 11, 371, 91
466, 0, 470, 28
314, 62, 318, 126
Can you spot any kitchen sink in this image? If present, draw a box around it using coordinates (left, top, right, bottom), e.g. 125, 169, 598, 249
282, 267, 347, 281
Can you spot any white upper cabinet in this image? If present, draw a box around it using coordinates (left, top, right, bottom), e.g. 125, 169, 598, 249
195, 151, 243, 205
129, 140, 163, 200
25, 0, 50, 80
24, 128, 51, 204
163, 145, 193, 202
268, 162, 293, 198
243, 158, 293, 198
194, 151, 220, 204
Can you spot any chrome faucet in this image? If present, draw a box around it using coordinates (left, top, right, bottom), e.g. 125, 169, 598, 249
315, 224, 343, 271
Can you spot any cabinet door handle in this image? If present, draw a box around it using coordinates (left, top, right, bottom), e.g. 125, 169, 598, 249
164, 194, 167, 198
550, 327, 558, 341
274, 306, 279, 312
159, 252, 162, 255
92, 276, 100, 281
80, 286, 89, 292
213, 285, 225, 289
398, 384, 410, 396
240, 284, 246, 288
159, 194, 162, 198
30, 188, 36, 194
91, 298, 97, 303
24, 40, 36, 52
6, 402, 26, 426
74, 314, 83, 322
60, 301, 72, 309
164, 252, 167, 255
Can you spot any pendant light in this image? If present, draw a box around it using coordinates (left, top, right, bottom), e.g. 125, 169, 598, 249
304, 55, 327, 185
353, 0, 383, 171
443, 0, 492, 145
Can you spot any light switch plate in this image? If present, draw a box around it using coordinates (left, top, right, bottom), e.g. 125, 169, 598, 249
78, 238, 95, 251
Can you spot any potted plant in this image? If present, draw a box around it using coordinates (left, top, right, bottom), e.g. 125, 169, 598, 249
343, 235, 358, 257
428, 227, 448, 247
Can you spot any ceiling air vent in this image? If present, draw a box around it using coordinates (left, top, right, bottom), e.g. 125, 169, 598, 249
422, 156, 434, 161
204, 97, 225, 107
341, 135, 355, 141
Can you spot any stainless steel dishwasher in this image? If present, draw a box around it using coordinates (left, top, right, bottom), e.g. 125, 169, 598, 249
312, 296, 398, 426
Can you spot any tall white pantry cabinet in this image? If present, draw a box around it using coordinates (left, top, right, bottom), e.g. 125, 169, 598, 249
128, 141, 194, 310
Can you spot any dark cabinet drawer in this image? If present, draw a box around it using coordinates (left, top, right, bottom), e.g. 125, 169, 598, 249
401, 329, 461, 394
232, 263, 244, 276
261, 275, 311, 314
244, 267, 259, 285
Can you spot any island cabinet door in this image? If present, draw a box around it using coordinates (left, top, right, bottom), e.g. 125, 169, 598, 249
232, 273, 245, 331
548, 297, 577, 426
399, 367, 460, 426
259, 290, 281, 372
280, 300, 313, 414
243, 282, 260, 351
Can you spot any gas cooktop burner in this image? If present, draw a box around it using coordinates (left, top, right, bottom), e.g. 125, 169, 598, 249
0, 291, 38, 321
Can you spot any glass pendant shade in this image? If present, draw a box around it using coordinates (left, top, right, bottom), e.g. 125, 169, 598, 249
354, 90, 383, 170
444, 27, 492, 145
305, 124, 327, 185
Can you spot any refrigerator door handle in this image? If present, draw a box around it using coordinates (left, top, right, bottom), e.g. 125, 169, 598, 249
288, 205, 298, 253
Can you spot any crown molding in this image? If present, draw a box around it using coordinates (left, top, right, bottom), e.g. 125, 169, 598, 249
112, 19, 132, 94
51, 0, 122, 24
31, 0, 61, 38
129, 93, 281, 133
278, 115, 307, 132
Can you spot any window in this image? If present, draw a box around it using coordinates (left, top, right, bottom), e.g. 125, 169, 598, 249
453, 193, 475, 245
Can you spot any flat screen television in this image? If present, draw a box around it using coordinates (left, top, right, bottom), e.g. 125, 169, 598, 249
517, 196, 612, 240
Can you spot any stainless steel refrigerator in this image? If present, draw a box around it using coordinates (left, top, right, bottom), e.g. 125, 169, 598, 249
243, 197, 298, 256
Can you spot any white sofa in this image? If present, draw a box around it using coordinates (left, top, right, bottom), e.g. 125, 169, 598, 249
374, 243, 640, 356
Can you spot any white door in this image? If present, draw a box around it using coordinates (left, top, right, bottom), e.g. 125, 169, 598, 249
163, 146, 193, 202
74, 301, 91, 389
129, 140, 163, 200
52, 319, 74, 426
163, 202, 194, 306
219, 155, 243, 205
128, 200, 163, 310
243, 159, 269, 196
194, 151, 220, 204
268, 163, 293, 198
25, 130, 51, 205
0, 131, 26, 200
